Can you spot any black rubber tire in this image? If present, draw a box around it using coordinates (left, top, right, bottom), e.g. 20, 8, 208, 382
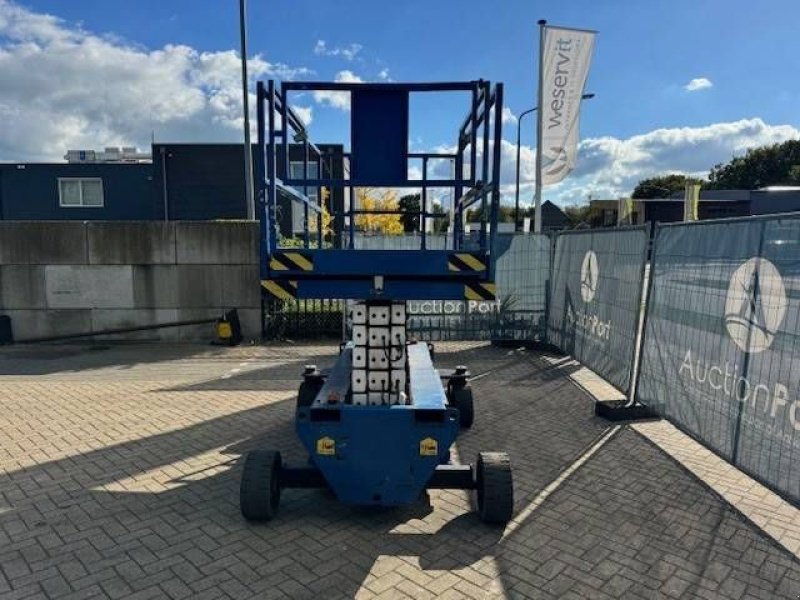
452, 385, 474, 429
476, 452, 513, 524
297, 380, 322, 409
240, 450, 282, 522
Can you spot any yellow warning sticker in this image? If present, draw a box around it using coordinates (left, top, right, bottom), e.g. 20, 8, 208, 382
419, 437, 438, 456
316, 436, 336, 456
216, 322, 232, 339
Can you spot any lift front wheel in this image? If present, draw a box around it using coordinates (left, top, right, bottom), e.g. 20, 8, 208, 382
240, 450, 282, 522
476, 452, 513, 524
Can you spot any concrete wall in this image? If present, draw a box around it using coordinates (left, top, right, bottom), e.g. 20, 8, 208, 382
0, 221, 261, 342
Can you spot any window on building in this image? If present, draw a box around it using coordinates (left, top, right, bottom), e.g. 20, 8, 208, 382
289, 162, 320, 234
58, 178, 104, 207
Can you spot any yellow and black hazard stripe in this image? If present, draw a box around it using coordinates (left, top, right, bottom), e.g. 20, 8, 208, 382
464, 282, 496, 301
448, 253, 487, 272
261, 279, 298, 301
269, 251, 314, 272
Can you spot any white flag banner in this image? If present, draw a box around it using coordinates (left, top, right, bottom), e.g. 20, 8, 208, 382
539, 26, 596, 185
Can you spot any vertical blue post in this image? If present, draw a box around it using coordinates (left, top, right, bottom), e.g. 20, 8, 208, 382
454, 143, 463, 251
489, 83, 503, 279
303, 138, 310, 248
348, 178, 355, 250
479, 81, 490, 253
421, 157, 428, 250
281, 82, 289, 192
256, 81, 268, 279
469, 85, 478, 187
267, 80, 278, 253
317, 153, 323, 248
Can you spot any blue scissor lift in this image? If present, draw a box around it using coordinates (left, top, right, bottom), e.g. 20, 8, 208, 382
241, 79, 513, 524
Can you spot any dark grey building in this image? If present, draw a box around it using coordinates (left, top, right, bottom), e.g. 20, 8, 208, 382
539, 200, 571, 231
0, 143, 346, 240
749, 187, 800, 215
0, 162, 155, 220
589, 188, 800, 227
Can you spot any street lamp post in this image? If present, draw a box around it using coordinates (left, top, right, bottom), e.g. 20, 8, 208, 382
514, 106, 538, 231
514, 92, 595, 231
239, 0, 255, 220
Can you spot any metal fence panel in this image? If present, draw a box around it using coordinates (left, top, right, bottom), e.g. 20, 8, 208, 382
636, 214, 800, 504
548, 226, 648, 393
405, 233, 551, 341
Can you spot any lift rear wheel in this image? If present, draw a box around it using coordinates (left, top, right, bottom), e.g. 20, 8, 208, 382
240, 450, 282, 522
451, 385, 474, 429
297, 380, 322, 409
476, 452, 513, 524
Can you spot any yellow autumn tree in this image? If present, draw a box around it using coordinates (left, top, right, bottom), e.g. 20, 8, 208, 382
308, 186, 334, 244
354, 188, 404, 235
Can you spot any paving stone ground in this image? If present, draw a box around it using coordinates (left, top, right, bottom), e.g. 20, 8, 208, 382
0, 341, 798, 599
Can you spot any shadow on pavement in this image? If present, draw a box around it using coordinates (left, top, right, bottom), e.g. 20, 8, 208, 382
1, 343, 798, 599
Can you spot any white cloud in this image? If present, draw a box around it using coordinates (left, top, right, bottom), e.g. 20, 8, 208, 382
378, 68, 390, 81
314, 40, 362, 61
424, 118, 800, 206
543, 118, 800, 203
312, 70, 363, 111
501, 107, 517, 124
292, 106, 313, 127
685, 77, 713, 92
0, 0, 312, 160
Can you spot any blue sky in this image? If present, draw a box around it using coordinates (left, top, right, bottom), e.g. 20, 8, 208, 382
1, 0, 799, 205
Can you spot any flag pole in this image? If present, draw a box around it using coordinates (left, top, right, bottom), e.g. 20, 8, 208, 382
533, 19, 547, 234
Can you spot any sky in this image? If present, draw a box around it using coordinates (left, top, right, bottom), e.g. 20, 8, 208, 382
0, 0, 798, 207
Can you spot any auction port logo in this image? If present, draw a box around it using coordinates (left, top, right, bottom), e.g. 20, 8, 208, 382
566, 249, 610, 341
678, 256, 800, 440
724, 257, 787, 353
580, 250, 599, 303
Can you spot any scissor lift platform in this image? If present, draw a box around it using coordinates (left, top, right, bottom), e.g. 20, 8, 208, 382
241, 78, 514, 525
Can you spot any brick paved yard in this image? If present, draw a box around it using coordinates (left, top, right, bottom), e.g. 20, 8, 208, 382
1, 341, 799, 599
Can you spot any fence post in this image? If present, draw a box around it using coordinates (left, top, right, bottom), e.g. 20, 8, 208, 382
543, 231, 557, 344
630, 222, 660, 406
625, 221, 653, 404
730, 218, 768, 465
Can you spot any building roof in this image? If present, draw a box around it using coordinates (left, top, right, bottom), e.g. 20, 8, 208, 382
666, 189, 750, 201
540, 200, 571, 227
589, 189, 762, 206
757, 186, 800, 192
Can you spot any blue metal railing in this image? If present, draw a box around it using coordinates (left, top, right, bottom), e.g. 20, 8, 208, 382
256, 79, 504, 281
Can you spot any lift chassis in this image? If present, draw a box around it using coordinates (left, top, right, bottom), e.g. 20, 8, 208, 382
240, 79, 514, 524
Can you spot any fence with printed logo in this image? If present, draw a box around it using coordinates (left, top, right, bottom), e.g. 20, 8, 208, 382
636, 213, 800, 504
548, 225, 650, 395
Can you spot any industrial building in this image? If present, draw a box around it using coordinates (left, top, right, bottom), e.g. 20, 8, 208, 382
0, 143, 346, 239
589, 187, 800, 227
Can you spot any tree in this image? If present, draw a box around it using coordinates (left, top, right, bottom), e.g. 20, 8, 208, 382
707, 140, 800, 189
563, 204, 598, 226
354, 188, 404, 235
465, 205, 516, 223
632, 174, 703, 199
430, 201, 449, 233
308, 187, 333, 243
398, 193, 421, 232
